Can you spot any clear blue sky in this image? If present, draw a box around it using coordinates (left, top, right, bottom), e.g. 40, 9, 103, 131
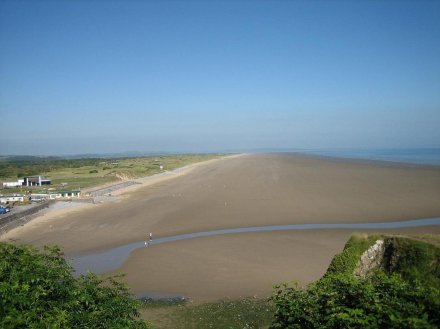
1, 0, 439, 155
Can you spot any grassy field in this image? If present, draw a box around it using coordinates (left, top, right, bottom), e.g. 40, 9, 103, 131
140, 298, 275, 329
0, 154, 224, 193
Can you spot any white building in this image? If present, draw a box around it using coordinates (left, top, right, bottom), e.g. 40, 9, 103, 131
23, 176, 51, 186
2, 179, 24, 188
31, 190, 81, 201
0, 194, 25, 204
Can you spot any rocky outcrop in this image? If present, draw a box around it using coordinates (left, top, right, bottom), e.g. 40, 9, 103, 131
354, 239, 386, 277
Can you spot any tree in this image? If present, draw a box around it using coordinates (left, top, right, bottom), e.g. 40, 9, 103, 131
0, 242, 150, 328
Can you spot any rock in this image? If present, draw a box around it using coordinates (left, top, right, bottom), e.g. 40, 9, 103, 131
354, 239, 385, 277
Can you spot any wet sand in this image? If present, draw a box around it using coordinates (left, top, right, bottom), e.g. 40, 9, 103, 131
114, 226, 440, 300
2, 153, 440, 300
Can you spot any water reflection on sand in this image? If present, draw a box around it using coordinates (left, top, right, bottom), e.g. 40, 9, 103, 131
70, 217, 440, 276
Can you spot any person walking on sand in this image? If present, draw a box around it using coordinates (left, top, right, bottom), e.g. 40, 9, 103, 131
144, 233, 152, 248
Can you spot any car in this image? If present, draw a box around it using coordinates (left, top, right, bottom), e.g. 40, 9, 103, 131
0, 206, 10, 213
0, 208, 7, 215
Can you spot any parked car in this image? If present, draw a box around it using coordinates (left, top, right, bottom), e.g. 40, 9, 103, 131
0, 206, 10, 213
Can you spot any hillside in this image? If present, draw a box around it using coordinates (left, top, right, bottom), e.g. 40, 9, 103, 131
271, 234, 440, 328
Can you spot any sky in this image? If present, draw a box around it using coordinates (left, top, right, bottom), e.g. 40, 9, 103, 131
0, 0, 439, 155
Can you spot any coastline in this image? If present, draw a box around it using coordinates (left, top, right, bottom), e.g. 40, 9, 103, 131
1, 154, 245, 242
2, 152, 439, 300
263, 148, 440, 167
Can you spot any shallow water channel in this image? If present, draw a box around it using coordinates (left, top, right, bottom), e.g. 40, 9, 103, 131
69, 217, 440, 276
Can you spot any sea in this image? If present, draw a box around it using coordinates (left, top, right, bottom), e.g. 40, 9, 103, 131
298, 148, 440, 166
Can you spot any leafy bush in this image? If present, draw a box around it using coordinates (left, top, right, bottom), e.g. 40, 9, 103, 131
271, 272, 440, 329
0, 242, 150, 328
271, 236, 440, 329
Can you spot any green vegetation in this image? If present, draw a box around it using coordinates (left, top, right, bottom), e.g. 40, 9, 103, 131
325, 234, 379, 276
382, 236, 440, 289
325, 234, 440, 288
270, 235, 440, 329
141, 298, 275, 329
0, 154, 223, 192
271, 273, 439, 329
0, 242, 151, 328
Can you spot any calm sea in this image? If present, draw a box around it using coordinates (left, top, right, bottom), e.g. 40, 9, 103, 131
297, 148, 440, 166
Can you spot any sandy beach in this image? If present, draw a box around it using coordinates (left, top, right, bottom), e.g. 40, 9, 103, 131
2, 153, 440, 300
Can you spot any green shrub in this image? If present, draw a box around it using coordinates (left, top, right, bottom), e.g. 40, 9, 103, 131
271, 236, 440, 329
0, 242, 151, 328
271, 272, 440, 329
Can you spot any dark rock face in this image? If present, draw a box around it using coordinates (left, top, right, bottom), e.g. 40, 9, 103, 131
382, 238, 401, 273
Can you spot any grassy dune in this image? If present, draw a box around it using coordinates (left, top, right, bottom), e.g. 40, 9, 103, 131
0, 154, 223, 192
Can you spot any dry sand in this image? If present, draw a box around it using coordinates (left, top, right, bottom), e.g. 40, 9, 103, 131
2, 153, 440, 300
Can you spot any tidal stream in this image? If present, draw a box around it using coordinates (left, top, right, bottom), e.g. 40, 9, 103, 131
69, 217, 440, 276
